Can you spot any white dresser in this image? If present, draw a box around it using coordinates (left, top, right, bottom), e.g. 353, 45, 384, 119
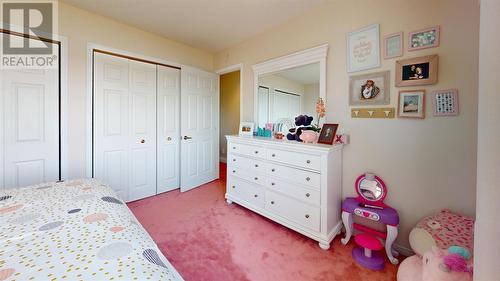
225, 135, 343, 249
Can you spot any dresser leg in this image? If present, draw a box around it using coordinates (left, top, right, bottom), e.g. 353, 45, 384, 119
226, 199, 233, 205
318, 242, 330, 250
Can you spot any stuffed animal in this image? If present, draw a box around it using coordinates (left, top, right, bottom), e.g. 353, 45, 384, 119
397, 246, 473, 281
286, 115, 314, 142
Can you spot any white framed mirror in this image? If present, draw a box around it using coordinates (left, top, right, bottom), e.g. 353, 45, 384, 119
252, 44, 328, 129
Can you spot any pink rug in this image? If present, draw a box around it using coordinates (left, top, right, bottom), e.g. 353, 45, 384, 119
128, 163, 400, 281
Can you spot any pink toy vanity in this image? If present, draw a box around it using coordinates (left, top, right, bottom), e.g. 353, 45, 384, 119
341, 173, 399, 269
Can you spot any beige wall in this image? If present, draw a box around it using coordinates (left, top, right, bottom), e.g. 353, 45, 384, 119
220, 71, 240, 161
474, 0, 500, 279
214, 0, 479, 248
58, 2, 213, 179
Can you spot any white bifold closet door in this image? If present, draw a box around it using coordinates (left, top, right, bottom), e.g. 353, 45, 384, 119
93, 52, 157, 202
180, 66, 219, 192
156, 65, 181, 193
0, 42, 60, 189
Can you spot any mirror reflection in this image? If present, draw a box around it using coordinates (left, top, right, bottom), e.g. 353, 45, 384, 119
358, 179, 384, 201
257, 62, 320, 128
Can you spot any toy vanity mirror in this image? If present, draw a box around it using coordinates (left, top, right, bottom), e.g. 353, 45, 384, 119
355, 173, 387, 207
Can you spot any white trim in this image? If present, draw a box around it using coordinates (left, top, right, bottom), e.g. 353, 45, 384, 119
252, 44, 328, 124
85, 43, 190, 178
57, 35, 69, 181
216, 63, 243, 122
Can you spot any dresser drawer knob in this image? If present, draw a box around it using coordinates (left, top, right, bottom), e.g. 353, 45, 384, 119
271, 153, 276, 157
254, 164, 259, 168
306, 193, 310, 197
254, 151, 259, 154
254, 177, 258, 180
232, 170, 236, 173
233, 158, 236, 162
254, 194, 258, 198
305, 214, 310, 219
271, 201, 275, 205
233, 146, 236, 150
232, 185, 235, 189
271, 168, 275, 172
306, 177, 310, 181
306, 160, 311, 164
271, 182, 275, 186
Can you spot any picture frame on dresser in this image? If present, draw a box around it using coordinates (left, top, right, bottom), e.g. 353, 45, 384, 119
317, 124, 339, 145
239, 122, 254, 136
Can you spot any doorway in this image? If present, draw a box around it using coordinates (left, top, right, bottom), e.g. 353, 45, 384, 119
219, 70, 241, 163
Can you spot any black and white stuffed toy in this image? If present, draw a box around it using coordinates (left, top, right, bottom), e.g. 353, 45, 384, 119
286, 115, 314, 142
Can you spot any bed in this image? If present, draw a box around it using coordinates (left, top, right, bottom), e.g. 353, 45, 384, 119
0, 179, 183, 281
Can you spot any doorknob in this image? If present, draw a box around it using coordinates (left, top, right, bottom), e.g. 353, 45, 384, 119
140, 139, 145, 144
183, 136, 192, 140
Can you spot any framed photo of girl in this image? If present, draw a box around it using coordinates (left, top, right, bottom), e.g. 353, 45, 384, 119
317, 124, 339, 145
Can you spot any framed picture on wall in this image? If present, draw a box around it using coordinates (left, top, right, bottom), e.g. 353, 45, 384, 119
395, 55, 438, 87
346, 24, 381, 73
398, 90, 426, 119
317, 124, 339, 145
384, 32, 403, 59
432, 89, 459, 116
239, 122, 254, 136
408, 26, 440, 51
349, 71, 390, 105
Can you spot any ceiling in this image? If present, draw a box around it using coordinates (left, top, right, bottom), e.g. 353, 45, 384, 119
275, 63, 320, 85
61, 0, 327, 53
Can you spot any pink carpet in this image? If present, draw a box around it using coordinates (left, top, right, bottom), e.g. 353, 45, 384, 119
128, 163, 400, 281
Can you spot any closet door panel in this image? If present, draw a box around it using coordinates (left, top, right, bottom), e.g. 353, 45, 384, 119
157, 66, 180, 193
94, 53, 130, 200
128, 60, 157, 202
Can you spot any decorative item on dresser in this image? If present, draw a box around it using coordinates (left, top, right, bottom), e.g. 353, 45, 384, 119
225, 135, 343, 250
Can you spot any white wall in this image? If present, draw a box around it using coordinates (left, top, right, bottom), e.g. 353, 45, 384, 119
57, 2, 214, 179
214, 0, 479, 248
474, 0, 500, 279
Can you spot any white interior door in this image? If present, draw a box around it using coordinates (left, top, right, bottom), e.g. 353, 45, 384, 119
128, 59, 157, 201
93, 52, 157, 202
180, 66, 219, 192
1, 43, 60, 189
157, 65, 180, 193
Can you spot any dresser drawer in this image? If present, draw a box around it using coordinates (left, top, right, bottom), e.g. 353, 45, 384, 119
267, 148, 320, 171
229, 142, 266, 159
268, 163, 320, 189
228, 155, 267, 174
228, 165, 266, 186
228, 177, 265, 208
265, 191, 320, 232
266, 178, 320, 206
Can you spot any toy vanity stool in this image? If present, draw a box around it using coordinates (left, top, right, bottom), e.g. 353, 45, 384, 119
341, 173, 400, 269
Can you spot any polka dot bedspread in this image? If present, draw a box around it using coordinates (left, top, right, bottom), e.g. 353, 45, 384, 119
0, 179, 183, 281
